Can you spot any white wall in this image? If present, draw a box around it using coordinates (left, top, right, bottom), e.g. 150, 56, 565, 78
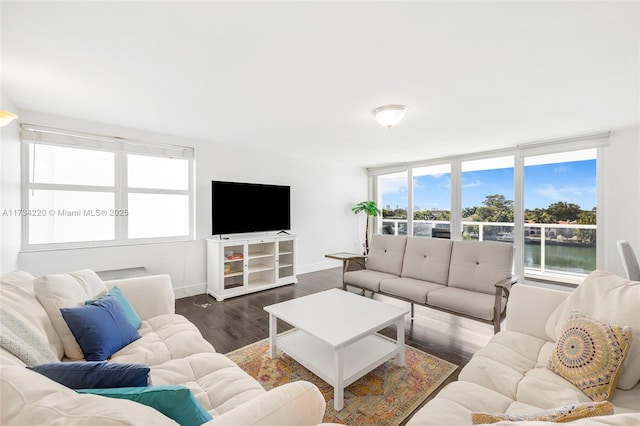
3, 107, 638, 289
0, 93, 22, 272
5, 110, 368, 296
602, 124, 640, 276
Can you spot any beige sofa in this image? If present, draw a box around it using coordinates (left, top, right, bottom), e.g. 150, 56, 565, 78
407, 270, 640, 425
0, 270, 326, 425
344, 234, 516, 333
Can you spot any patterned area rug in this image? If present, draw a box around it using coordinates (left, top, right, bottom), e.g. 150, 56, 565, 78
226, 334, 457, 426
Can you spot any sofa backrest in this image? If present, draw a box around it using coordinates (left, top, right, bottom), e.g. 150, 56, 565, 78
401, 237, 453, 285
447, 240, 513, 295
366, 234, 407, 276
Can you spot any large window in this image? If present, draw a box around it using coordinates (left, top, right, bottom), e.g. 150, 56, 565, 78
379, 171, 408, 235
370, 134, 606, 284
21, 125, 194, 249
413, 164, 451, 238
523, 149, 597, 277
462, 156, 514, 242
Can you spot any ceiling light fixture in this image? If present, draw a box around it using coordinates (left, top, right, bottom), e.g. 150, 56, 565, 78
371, 104, 408, 129
0, 110, 19, 127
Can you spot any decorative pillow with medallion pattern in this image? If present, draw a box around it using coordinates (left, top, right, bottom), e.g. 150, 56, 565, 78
547, 311, 632, 401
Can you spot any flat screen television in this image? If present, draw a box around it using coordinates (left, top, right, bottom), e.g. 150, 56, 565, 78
212, 181, 291, 235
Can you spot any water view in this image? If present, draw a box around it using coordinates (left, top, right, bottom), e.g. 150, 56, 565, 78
524, 243, 595, 274
383, 219, 597, 275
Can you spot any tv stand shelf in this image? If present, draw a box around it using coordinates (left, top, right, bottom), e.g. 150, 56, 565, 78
206, 234, 297, 301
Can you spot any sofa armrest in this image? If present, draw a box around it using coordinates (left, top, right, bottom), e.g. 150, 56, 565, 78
495, 275, 518, 293
104, 275, 175, 320
345, 256, 366, 272
205, 381, 325, 426
492, 275, 518, 333
505, 284, 569, 340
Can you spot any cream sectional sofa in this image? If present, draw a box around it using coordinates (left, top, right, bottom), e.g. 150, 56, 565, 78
407, 270, 640, 426
0, 270, 326, 425
344, 234, 516, 333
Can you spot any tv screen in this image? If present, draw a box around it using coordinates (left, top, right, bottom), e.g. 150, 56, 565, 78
212, 181, 291, 235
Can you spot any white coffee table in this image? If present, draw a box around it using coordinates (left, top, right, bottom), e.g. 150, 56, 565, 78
263, 288, 408, 411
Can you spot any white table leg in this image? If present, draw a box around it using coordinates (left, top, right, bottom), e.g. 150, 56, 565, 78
333, 348, 344, 411
397, 316, 405, 367
268, 314, 277, 358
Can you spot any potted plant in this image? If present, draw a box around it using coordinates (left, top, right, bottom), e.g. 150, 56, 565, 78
352, 201, 381, 254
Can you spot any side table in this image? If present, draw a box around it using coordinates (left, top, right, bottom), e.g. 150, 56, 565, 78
324, 252, 366, 291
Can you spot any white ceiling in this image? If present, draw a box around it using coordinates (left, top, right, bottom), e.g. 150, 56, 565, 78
2, 1, 638, 168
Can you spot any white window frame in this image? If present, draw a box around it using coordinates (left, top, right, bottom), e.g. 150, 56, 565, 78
20, 124, 195, 250
368, 132, 609, 284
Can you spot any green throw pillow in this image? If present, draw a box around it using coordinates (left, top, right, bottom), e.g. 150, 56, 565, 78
77, 385, 212, 426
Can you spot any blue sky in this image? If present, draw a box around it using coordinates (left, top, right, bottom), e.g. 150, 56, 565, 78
381, 159, 596, 211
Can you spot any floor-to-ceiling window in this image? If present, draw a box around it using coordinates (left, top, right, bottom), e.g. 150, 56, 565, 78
378, 171, 408, 235
461, 156, 514, 243
412, 164, 451, 238
370, 134, 606, 284
523, 149, 597, 279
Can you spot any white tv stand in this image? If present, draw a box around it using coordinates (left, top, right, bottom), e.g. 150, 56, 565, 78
206, 233, 297, 301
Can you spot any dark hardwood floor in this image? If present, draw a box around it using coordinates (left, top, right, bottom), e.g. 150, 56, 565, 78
176, 266, 494, 417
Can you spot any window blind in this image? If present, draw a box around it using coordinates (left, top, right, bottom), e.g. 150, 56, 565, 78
21, 124, 194, 159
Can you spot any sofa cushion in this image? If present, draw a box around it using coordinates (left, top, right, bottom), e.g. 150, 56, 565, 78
148, 352, 266, 416
0, 365, 178, 425
77, 385, 212, 426
406, 381, 514, 426
29, 361, 151, 389
400, 237, 453, 285
343, 270, 398, 292
61, 296, 141, 361
545, 270, 640, 390
109, 314, 215, 366
427, 287, 506, 321
0, 271, 63, 359
459, 331, 546, 400
517, 366, 594, 408
548, 312, 632, 402
611, 385, 640, 413
380, 277, 445, 304
471, 401, 614, 424
365, 234, 407, 276
448, 240, 513, 295
34, 270, 109, 360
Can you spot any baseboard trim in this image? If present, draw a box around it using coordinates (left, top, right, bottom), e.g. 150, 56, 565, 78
174, 282, 206, 300
173, 261, 340, 299
296, 261, 339, 275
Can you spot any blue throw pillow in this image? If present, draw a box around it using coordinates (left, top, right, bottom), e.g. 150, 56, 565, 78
86, 286, 142, 329
60, 295, 140, 361
28, 361, 150, 389
77, 385, 213, 426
